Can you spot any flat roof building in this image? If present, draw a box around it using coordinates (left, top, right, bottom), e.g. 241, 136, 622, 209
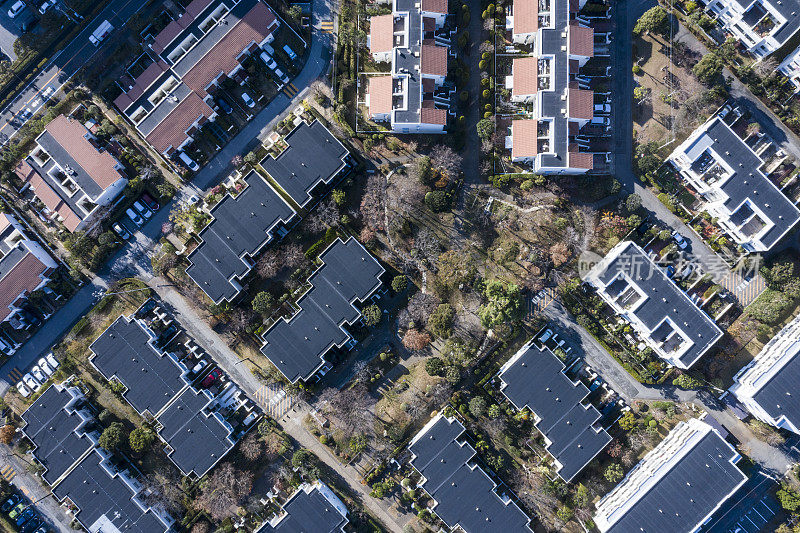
730, 313, 800, 434
593, 417, 747, 533
15, 115, 128, 232
261, 237, 384, 383
497, 340, 611, 481
258, 119, 352, 208
185, 170, 297, 303
114, 0, 281, 159
365, 0, 452, 133
668, 114, 800, 252
504, 0, 602, 175
705, 0, 800, 60
258, 481, 349, 532
408, 413, 533, 532
584, 241, 723, 369
20, 383, 96, 486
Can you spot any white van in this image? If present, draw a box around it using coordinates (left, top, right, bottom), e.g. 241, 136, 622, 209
259, 51, 277, 70
178, 151, 199, 171
89, 20, 113, 45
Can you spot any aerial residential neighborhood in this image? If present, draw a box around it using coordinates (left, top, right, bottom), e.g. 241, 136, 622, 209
4, 0, 800, 530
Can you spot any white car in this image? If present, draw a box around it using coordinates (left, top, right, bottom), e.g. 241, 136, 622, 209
45, 352, 59, 371
31, 365, 47, 384
38, 358, 53, 376
16, 382, 30, 398
38, 0, 55, 14
7, 0, 25, 18
23, 373, 41, 392
672, 231, 689, 250
241, 92, 255, 108
125, 208, 144, 227
178, 152, 199, 171
259, 51, 277, 70
594, 103, 610, 114
133, 200, 152, 220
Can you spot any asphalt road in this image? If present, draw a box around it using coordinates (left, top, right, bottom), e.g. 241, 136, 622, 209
0, 6, 333, 396
0, 0, 146, 146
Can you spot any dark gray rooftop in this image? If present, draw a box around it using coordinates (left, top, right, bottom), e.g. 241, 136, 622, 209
89, 316, 188, 416
593, 242, 722, 368
394, 0, 422, 125
751, 341, 800, 430
604, 430, 746, 533
681, 117, 800, 249
259, 120, 349, 207
136, 82, 194, 137
186, 170, 296, 303
35, 130, 105, 199
262, 484, 348, 533
537, 0, 570, 170
52, 450, 170, 533
499, 344, 611, 481
761, 0, 800, 47
21, 385, 94, 486
156, 387, 234, 477
261, 237, 383, 383
24, 155, 88, 223
409, 415, 533, 533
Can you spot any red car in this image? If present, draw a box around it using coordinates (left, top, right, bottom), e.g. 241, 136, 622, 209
200, 368, 222, 388
141, 192, 160, 211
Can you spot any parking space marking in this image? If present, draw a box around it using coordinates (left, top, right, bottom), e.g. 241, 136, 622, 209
529, 287, 558, 316
320, 20, 334, 33
720, 270, 766, 308
282, 83, 299, 98
1, 465, 15, 482
7, 367, 22, 382
726, 495, 774, 533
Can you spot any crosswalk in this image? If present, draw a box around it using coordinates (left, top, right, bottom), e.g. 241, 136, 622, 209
719, 271, 766, 308
254, 383, 294, 419
1, 465, 15, 482
7, 367, 22, 383
282, 82, 299, 98
320, 20, 334, 33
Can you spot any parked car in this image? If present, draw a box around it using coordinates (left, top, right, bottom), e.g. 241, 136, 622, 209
594, 103, 610, 114
20, 309, 41, 327
15, 508, 35, 527
590, 116, 610, 126
200, 368, 222, 388
241, 92, 255, 108
20, 517, 42, 533
38, 0, 55, 13
283, 44, 297, 60
125, 208, 144, 227
178, 152, 199, 172
15, 382, 30, 398
45, 352, 59, 371
23, 373, 40, 392
38, 358, 53, 376
8, 502, 26, 519
672, 231, 689, 250
7, 1, 25, 18
259, 51, 277, 70
132, 200, 152, 220
141, 192, 159, 211
112, 222, 130, 240
31, 365, 46, 384
2, 494, 21, 513
274, 68, 289, 84
216, 97, 233, 114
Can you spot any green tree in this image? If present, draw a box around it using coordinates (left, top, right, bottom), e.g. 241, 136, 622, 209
428, 303, 455, 338
469, 396, 487, 418
604, 463, 624, 483
252, 291, 275, 316
633, 6, 669, 36
415, 156, 433, 185
487, 404, 501, 418
362, 304, 382, 326
425, 190, 450, 212
618, 411, 636, 431
557, 506, 574, 523
693, 53, 724, 84
99, 422, 126, 450
445, 366, 461, 385
331, 189, 346, 206
573, 483, 590, 508
761, 258, 795, 288
478, 280, 522, 329
625, 193, 642, 213
672, 374, 702, 390
476, 118, 494, 140
391, 275, 408, 293
129, 427, 155, 454
425, 357, 445, 376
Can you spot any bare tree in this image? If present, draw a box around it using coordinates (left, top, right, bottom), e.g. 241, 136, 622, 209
256, 249, 280, 279
141, 472, 185, 516
414, 227, 441, 263
402, 328, 431, 351
241, 432, 263, 461
306, 197, 339, 233
754, 57, 778, 78
317, 385, 375, 442
406, 291, 440, 325
360, 173, 386, 232
195, 463, 253, 522
282, 243, 306, 270
430, 145, 463, 178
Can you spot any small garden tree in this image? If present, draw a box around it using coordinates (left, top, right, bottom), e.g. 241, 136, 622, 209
129, 427, 155, 454
362, 304, 382, 326
469, 396, 487, 418
428, 303, 455, 338
252, 291, 275, 316
604, 463, 624, 483
391, 275, 408, 293
99, 422, 126, 450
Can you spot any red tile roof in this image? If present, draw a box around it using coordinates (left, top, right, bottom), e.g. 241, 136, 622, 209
513, 0, 538, 35
512, 56, 539, 97
568, 88, 593, 120
421, 43, 448, 76
45, 115, 124, 191
370, 15, 394, 54
152, 0, 216, 54
421, 0, 448, 14
114, 60, 170, 111
511, 120, 538, 159
145, 92, 214, 153
420, 105, 447, 126
368, 76, 393, 116
182, 2, 277, 96
569, 151, 593, 170
15, 160, 83, 232
569, 23, 594, 58
0, 252, 49, 321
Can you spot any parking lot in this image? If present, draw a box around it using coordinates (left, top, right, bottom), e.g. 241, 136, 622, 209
700, 471, 782, 533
